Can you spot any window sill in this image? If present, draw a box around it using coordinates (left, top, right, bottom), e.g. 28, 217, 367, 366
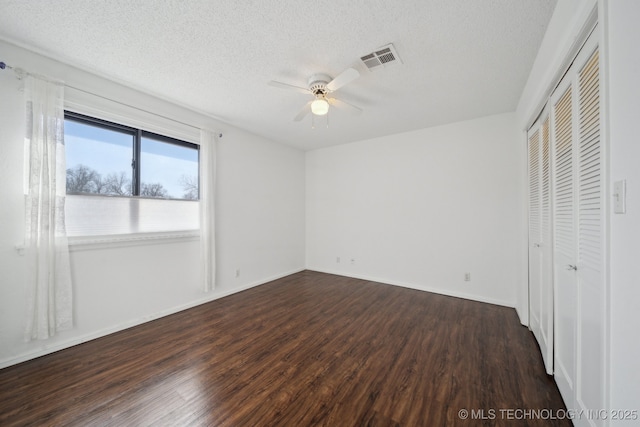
68, 230, 200, 251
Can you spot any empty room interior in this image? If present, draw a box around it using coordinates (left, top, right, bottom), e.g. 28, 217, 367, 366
0, 0, 638, 426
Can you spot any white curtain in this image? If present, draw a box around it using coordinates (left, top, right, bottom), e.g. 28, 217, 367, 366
199, 129, 217, 292
23, 75, 73, 340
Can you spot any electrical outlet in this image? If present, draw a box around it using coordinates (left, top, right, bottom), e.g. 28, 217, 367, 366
235, 269, 240, 278
336, 256, 340, 264
351, 258, 356, 265
464, 272, 471, 281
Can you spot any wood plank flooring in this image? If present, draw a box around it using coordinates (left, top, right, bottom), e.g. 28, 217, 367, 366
0, 271, 570, 426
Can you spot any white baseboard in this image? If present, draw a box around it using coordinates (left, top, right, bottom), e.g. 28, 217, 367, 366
515, 305, 530, 327
0, 268, 305, 370
307, 268, 516, 308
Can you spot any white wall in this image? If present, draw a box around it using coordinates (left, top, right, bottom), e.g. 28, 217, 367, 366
605, 0, 640, 420
306, 113, 522, 307
0, 41, 305, 368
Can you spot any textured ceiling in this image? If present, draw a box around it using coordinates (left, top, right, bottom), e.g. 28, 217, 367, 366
0, 0, 556, 150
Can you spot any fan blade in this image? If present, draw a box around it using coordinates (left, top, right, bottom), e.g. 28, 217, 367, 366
294, 101, 312, 121
268, 80, 310, 95
326, 68, 360, 92
328, 97, 362, 115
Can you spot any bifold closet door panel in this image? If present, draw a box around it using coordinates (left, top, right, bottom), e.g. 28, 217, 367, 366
528, 116, 554, 375
551, 80, 576, 409
575, 45, 605, 423
528, 126, 542, 354
539, 115, 553, 375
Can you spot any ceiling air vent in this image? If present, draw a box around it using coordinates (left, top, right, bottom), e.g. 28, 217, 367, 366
360, 43, 402, 71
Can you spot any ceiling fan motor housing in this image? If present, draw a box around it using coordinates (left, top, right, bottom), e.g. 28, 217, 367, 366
308, 73, 332, 95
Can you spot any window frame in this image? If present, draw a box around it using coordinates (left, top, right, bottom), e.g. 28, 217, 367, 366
64, 111, 200, 200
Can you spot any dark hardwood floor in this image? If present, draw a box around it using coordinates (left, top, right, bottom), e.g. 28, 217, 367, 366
0, 271, 570, 426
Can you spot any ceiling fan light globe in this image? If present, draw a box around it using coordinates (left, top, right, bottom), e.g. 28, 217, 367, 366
311, 98, 329, 116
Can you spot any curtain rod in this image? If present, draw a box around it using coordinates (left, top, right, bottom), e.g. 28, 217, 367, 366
0, 61, 222, 138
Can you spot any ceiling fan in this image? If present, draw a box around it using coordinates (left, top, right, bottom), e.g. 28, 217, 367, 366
269, 67, 363, 122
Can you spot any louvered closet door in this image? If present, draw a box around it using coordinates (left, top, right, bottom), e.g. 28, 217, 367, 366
552, 30, 604, 425
575, 43, 604, 424
528, 127, 542, 357
551, 77, 576, 410
528, 118, 553, 375
539, 115, 553, 375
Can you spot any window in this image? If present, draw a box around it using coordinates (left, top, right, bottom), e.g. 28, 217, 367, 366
63, 112, 200, 238
65, 112, 199, 200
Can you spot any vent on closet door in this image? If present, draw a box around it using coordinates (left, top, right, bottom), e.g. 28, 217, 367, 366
529, 129, 541, 242
578, 49, 601, 271
553, 87, 574, 258
541, 117, 551, 241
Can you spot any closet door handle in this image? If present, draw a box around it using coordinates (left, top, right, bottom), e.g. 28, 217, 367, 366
567, 265, 577, 271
